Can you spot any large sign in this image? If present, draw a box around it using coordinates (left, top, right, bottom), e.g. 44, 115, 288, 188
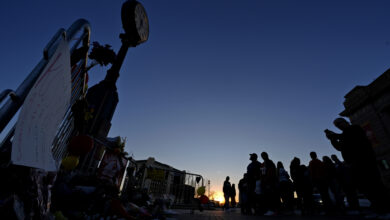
12, 39, 71, 171
147, 168, 165, 181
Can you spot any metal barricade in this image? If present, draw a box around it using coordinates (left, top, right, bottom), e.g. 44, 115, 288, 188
129, 162, 208, 207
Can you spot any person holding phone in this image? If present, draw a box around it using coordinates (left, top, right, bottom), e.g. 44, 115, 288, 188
325, 118, 390, 218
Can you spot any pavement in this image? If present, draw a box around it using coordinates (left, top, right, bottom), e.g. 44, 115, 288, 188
173, 209, 367, 220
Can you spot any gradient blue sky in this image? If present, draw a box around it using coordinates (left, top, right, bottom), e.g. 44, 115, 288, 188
1, 0, 390, 193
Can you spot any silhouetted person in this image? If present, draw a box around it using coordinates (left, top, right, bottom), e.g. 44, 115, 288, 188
331, 154, 359, 213
308, 151, 332, 213
238, 173, 250, 214
261, 152, 279, 216
323, 156, 344, 212
254, 169, 265, 215
290, 158, 314, 215
247, 153, 262, 214
277, 161, 294, 214
223, 176, 231, 211
326, 118, 390, 217
230, 184, 236, 208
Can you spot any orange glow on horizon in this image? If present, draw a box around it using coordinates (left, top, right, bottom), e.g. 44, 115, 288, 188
212, 191, 225, 204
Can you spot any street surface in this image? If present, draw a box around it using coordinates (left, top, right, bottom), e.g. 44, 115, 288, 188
175, 209, 366, 220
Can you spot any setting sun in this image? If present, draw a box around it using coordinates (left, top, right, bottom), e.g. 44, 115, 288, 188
212, 191, 225, 204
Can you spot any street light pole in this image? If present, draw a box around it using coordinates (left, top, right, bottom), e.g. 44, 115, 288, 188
208, 180, 210, 197
85, 0, 149, 137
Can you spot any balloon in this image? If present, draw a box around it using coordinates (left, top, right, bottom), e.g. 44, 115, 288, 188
199, 195, 209, 204
197, 186, 206, 195
113, 148, 122, 154
68, 135, 94, 156
61, 155, 79, 171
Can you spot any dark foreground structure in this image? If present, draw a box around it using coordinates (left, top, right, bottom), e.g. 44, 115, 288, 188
176, 209, 367, 220
340, 68, 390, 188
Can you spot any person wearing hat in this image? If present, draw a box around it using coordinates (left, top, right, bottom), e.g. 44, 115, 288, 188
247, 153, 262, 214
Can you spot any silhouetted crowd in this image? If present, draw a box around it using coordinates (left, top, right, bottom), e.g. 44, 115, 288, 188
222, 176, 236, 211
230, 117, 390, 219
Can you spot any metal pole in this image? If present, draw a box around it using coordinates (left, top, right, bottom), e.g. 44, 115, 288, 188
104, 36, 131, 85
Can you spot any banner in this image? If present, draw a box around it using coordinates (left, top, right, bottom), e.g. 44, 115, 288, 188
12, 38, 71, 171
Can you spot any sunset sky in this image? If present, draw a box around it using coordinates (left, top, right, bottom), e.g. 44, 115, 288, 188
1, 0, 390, 194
